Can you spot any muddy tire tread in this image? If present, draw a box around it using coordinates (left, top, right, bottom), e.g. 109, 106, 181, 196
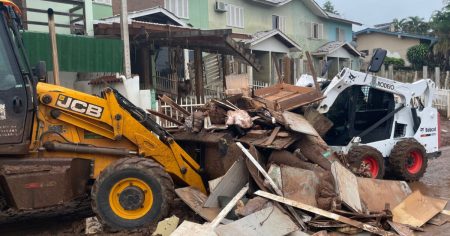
91, 157, 175, 230
348, 145, 385, 179
388, 138, 427, 181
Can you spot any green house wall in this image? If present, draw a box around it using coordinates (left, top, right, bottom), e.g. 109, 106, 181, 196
93, 3, 114, 20
202, 0, 329, 53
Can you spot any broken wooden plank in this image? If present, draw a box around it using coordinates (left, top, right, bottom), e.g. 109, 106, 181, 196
427, 213, 450, 226
171, 221, 217, 236
305, 51, 320, 93
303, 108, 333, 137
175, 187, 221, 222
152, 215, 180, 236
237, 132, 299, 150
212, 99, 238, 111
210, 185, 249, 229
282, 111, 318, 136
268, 164, 283, 190
357, 177, 411, 212
254, 191, 396, 236
441, 209, 450, 216
253, 83, 324, 111
159, 95, 190, 116
331, 161, 363, 213
263, 126, 281, 146
387, 221, 414, 236
147, 109, 183, 126
215, 206, 299, 236
392, 190, 447, 227
293, 135, 337, 171
208, 176, 224, 192
204, 158, 249, 208
281, 165, 320, 207
236, 142, 306, 230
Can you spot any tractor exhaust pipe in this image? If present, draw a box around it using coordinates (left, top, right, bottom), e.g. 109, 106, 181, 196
47, 8, 60, 85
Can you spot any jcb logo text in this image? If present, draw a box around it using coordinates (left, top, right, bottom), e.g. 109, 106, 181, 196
56, 95, 103, 118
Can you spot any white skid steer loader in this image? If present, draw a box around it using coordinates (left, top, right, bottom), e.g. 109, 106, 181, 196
317, 49, 440, 181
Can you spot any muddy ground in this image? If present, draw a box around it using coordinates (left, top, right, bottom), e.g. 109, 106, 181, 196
1, 117, 450, 235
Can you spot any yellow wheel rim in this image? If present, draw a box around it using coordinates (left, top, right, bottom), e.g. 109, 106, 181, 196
109, 177, 153, 220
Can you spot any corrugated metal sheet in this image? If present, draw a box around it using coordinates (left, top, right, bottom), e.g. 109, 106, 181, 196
22, 31, 123, 73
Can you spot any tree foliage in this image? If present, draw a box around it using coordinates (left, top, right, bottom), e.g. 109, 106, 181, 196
323, 1, 338, 14
430, 4, 450, 70
390, 17, 429, 35
384, 57, 405, 69
407, 44, 430, 70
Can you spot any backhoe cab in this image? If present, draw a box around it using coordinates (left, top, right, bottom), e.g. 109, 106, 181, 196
318, 49, 440, 181
0, 1, 205, 230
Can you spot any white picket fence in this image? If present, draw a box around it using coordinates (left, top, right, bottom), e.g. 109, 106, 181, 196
153, 80, 268, 128
433, 89, 450, 118
253, 80, 269, 90
155, 96, 207, 128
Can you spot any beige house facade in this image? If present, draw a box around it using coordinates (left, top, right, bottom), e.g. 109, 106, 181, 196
354, 28, 436, 67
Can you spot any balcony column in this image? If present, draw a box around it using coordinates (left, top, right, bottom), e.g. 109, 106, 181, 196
84, 0, 94, 36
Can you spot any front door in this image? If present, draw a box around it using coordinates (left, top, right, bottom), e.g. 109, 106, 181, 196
0, 13, 28, 145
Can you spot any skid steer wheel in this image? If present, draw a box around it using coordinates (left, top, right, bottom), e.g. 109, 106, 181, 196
388, 139, 427, 181
91, 158, 175, 230
348, 146, 385, 179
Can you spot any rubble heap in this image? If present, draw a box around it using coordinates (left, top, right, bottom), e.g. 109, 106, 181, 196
149, 84, 447, 236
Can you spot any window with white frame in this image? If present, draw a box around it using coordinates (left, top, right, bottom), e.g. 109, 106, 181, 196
226, 4, 244, 28
272, 15, 286, 32
310, 22, 323, 39
94, 0, 112, 5
165, 0, 189, 19
336, 27, 345, 41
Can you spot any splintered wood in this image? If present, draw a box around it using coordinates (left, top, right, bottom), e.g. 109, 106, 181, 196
253, 83, 324, 111
392, 190, 447, 227
215, 207, 299, 236
282, 111, 319, 136
175, 187, 221, 222
331, 161, 363, 213
255, 191, 396, 236
357, 178, 411, 212
204, 158, 249, 208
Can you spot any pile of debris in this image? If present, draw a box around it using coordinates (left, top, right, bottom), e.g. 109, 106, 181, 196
150, 83, 448, 236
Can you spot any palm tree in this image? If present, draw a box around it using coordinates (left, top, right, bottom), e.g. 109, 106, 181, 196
402, 16, 430, 35
392, 18, 407, 32
430, 5, 450, 70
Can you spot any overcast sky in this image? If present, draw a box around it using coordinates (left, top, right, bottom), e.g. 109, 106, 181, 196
314, 0, 446, 31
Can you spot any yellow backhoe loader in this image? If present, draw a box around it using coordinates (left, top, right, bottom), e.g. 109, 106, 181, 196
0, 1, 205, 229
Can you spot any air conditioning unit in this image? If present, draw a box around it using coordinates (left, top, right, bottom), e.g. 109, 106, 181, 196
215, 2, 227, 12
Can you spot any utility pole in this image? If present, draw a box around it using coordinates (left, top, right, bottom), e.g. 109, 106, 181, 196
120, 0, 131, 79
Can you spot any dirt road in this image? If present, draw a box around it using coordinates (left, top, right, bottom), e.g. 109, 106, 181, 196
411, 146, 450, 235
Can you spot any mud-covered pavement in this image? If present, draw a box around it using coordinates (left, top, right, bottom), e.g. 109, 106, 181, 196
411, 146, 450, 235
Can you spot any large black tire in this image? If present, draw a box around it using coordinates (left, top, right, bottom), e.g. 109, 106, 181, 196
91, 158, 175, 230
388, 139, 427, 181
348, 145, 385, 179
